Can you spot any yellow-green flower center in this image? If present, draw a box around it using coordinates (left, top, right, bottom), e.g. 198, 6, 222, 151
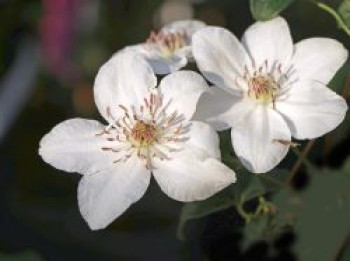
247, 75, 278, 104
131, 121, 158, 147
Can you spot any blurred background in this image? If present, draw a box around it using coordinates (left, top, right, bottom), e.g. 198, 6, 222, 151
0, 0, 349, 260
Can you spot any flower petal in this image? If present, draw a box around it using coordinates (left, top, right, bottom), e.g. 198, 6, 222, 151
242, 17, 293, 69
78, 156, 150, 230
94, 51, 157, 122
276, 80, 348, 140
175, 46, 193, 60
192, 87, 243, 131
124, 44, 188, 75
153, 137, 236, 202
158, 70, 209, 119
192, 26, 249, 93
291, 38, 348, 84
146, 54, 187, 75
39, 118, 114, 175
231, 105, 291, 174
161, 20, 206, 40
187, 121, 221, 159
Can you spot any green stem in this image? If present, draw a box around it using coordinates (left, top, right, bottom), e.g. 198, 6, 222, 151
288, 140, 315, 184
290, 144, 315, 171
235, 196, 272, 223
236, 201, 253, 223
316, 2, 350, 36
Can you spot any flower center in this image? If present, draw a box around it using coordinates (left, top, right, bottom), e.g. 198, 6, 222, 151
131, 121, 157, 147
235, 60, 297, 106
247, 75, 278, 104
97, 92, 190, 169
146, 30, 188, 58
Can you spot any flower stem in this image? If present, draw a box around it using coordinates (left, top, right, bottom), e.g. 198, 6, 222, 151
236, 201, 253, 223
235, 196, 274, 223
288, 140, 315, 185
316, 2, 350, 36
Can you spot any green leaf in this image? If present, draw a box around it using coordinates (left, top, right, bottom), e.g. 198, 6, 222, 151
177, 185, 236, 240
177, 169, 289, 240
249, 0, 294, 21
238, 168, 289, 204
239, 171, 291, 251
328, 60, 350, 94
339, 0, 350, 28
316, 2, 350, 36
241, 211, 290, 251
241, 215, 270, 250
271, 158, 350, 261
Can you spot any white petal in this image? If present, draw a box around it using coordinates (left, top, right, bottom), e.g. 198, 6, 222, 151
158, 70, 209, 119
78, 156, 150, 230
123, 44, 149, 56
291, 38, 348, 84
192, 26, 249, 94
94, 51, 157, 122
161, 20, 206, 40
276, 80, 348, 140
187, 121, 221, 159
153, 144, 236, 202
231, 105, 291, 174
39, 118, 114, 175
175, 46, 193, 60
242, 17, 293, 69
192, 87, 243, 131
146, 54, 187, 75
125, 44, 188, 75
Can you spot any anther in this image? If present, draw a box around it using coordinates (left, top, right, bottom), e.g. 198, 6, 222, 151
273, 139, 300, 147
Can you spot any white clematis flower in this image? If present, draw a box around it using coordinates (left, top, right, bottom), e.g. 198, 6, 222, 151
126, 20, 206, 75
192, 16, 348, 174
38, 51, 236, 230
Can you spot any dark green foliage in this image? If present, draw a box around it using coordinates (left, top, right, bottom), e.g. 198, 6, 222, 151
249, 0, 294, 21
339, 0, 350, 27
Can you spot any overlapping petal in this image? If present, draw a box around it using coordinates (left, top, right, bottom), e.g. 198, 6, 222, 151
160, 20, 206, 40
193, 87, 243, 131
146, 54, 187, 75
186, 121, 221, 159
124, 44, 188, 75
78, 156, 150, 230
153, 122, 236, 202
93, 51, 157, 122
192, 26, 249, 94
276, 80, 348, 139
231, 105, 291, 173
158, 70, 209, 120
124, 20, 206, 75
39, 119, 115, 175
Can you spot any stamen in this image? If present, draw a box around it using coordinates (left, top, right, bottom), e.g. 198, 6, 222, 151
145, 30, 189, 58
242, 58, 297, 105
273, 139, 300, 147
95, 128, 110, 136
98, 92, 190, 169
